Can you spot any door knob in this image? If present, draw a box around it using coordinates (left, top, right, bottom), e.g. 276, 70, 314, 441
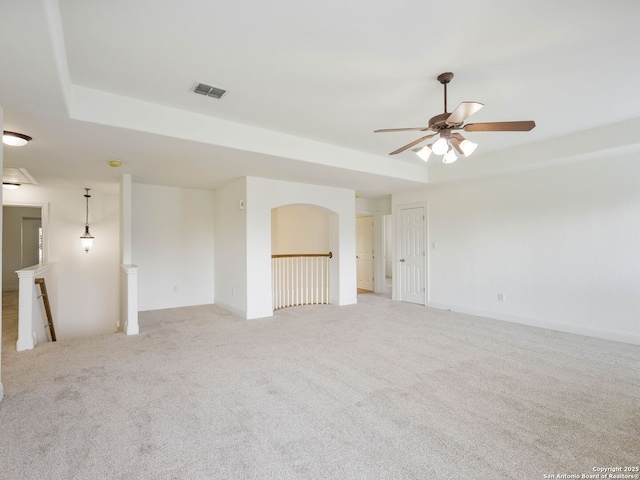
399, 258, 405, 262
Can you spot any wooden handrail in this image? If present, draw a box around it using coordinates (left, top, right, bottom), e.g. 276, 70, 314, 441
35, 278, 56, 342
271, 252, 332, 259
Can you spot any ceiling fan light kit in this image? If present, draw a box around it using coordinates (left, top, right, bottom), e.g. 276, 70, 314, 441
375, 72, 535, 164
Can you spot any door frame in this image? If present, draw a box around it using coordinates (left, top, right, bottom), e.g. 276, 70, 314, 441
395, 202, 428, 305
354, 209, 389, 294
356, 215, 374, 291
2, 201, 50, 264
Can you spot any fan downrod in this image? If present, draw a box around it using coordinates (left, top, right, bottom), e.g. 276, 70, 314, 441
436, 72, 454, 116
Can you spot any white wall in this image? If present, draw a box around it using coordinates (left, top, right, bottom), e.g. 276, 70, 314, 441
213, 178, 247, 317
356, 196, 391, 215
271, 205, 329, 255
3, 185, 120, 339
1, 106, 3, 401
246, 177, 356, 319
2, 206, 42, 291
392, 152, 640, 345
132, 183, 214, 311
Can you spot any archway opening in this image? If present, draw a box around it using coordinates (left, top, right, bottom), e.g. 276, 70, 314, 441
271, 204, 332, 310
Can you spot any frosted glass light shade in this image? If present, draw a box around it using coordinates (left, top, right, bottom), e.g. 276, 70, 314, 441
80, 225, 94, 253
459, 139, 478, 156
443, 148, 457, 164
416, 145, 432, 162
431, 137, 449, 155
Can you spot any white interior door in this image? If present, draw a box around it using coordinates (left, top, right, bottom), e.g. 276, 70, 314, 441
356, 216, 374, 291
398, 206, 426, 304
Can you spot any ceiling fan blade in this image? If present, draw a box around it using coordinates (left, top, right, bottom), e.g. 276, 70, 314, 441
389, 134, 437, 155
463, 120, 536, 132
445, 102, 484, 126
374, 127, 428, 133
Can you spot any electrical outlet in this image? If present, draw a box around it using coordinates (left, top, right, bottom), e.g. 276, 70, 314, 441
231, 288, 235, 296
498, 293, 505, 302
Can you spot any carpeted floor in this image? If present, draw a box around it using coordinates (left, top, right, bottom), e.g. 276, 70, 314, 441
1, 292, 639, 479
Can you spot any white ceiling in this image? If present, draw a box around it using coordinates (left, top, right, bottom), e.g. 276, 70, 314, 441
2, 0, 640, 197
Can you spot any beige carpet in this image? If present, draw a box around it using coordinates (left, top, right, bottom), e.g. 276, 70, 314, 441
1, 293, 639, 479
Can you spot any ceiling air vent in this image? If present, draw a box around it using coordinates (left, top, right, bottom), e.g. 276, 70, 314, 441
192, 83, 226, 99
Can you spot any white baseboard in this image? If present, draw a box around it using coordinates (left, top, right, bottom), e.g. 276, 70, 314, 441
427, 301, 640, 346
245, 308, 274, 320
335, 295, 357, 306
214, 300, 248, 319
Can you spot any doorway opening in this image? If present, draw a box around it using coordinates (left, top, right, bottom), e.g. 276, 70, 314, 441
271, 204, 332, 310
356, 215, 374, 293
2, 206, 44, 293
2, 204, 45, 357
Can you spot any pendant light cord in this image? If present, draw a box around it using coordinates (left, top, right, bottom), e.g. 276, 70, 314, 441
84, 188, 91, 226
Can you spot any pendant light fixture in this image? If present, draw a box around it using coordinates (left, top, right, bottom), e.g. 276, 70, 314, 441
80, 188, 94, 253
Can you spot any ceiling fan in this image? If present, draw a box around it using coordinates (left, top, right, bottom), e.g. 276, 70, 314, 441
374, 72, 535, 163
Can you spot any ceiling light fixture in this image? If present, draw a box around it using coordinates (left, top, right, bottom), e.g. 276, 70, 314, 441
414, 132, 478, 164
3, 131, 32, 147
80, 188, 94, 253
2, 182, 20, 190
376, 72, 535, 165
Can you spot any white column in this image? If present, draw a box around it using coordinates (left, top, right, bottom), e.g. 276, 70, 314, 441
15, 262, 59, 351
120, 174, 133, 264
121, 264, 139, 335
119, 175, 139, 334
16, 269, 36, 351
